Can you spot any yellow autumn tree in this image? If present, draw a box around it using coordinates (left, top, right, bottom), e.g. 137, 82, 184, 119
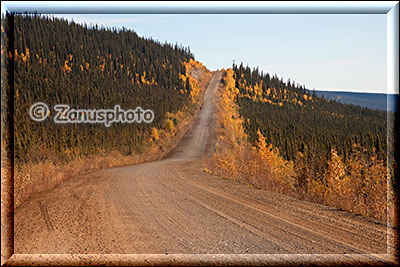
206, 69, 296, 194
179, 59, 210, 103
63, 60, 72, 73
205, 71, 390, 224
150, 127, 159, 142
165, 119, 175, 133
326, 149, 348, 208
344, 144, 387, 221
208, 69, 247, 177
255, 129, 295, 193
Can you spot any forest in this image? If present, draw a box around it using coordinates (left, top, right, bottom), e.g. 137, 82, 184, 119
1, 14, 394, 222
232, 62, 388, 162
8, 14, 197, 164
205, 67, 392, 223
2, 14, 213, 207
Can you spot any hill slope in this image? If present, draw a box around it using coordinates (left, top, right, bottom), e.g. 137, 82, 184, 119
5, 14, 212, 206
311, 90, 398, 112
12, 14, 196, 162
204, 66, 392, 223
231, 63, 387, 162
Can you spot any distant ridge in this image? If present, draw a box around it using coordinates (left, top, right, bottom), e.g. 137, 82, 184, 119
308, 90, 398, 112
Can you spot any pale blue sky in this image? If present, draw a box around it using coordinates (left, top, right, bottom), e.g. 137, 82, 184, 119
53, 14, 387, 94
1, 1, 391, 93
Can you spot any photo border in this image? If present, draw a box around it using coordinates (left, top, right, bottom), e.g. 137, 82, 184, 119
1, 1, 399, 266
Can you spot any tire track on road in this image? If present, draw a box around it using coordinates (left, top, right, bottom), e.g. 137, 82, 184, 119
171, 164, 389, 258
36, 200, 54, 232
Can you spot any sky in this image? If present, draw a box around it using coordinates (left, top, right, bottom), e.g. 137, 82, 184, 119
52, 14, 388, 94
1, 1, 389, 94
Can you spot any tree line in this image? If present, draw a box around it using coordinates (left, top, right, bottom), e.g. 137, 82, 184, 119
232, 62, 387, 162
6, 14, 196, 164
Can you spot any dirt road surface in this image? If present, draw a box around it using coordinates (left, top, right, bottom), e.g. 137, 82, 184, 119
13, 72, 397, 265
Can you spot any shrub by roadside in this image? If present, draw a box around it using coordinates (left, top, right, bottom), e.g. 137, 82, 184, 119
204, 69, 394, 226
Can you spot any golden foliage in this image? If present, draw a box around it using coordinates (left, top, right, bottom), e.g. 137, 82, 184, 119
165, 119, 175, 133
205, 69, 294, 193
62, 60, 72, 73
180, 59, 210, 103
204, 70, 390, 224
150, 127, 159, 141
325, 146, 388, 221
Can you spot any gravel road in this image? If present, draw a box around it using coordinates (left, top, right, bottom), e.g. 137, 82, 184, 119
13, 72, 397, 265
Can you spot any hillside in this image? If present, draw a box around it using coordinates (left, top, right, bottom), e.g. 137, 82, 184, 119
204, 66, 392, 223
311, 90, 398, 112
12, 14, 196, 162
2, 13, 397, 263
232, 63, 387, 162
5, 14, 212, 206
